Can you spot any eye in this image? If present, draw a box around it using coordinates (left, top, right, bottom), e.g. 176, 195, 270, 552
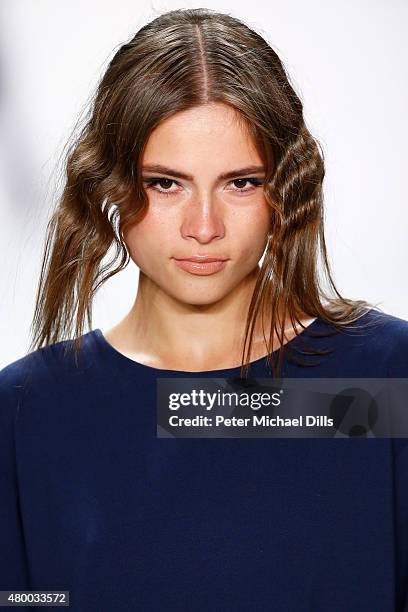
142, 176, 264, 198
227, 178, 264, 194
143, 178, 180, 196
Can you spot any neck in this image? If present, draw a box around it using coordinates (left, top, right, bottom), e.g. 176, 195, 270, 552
105, 268, 312, 371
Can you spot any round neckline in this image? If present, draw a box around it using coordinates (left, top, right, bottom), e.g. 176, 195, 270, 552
91, 317, 321, 375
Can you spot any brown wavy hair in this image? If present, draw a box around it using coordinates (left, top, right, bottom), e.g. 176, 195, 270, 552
29, 7, 381, 377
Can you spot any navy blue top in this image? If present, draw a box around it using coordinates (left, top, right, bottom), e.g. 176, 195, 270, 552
1, 307, 408, 611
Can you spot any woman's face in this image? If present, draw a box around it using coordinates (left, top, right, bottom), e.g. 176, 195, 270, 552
124, 102, 271, 305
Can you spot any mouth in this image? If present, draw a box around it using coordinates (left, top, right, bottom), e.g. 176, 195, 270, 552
173, 258, 228, 276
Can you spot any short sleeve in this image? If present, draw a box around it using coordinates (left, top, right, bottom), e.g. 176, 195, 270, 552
0, 362, 31, 590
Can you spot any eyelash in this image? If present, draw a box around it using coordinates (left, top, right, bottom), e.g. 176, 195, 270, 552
143, 177, 264, 197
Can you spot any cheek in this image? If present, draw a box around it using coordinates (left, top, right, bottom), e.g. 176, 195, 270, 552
123, 213, 170, 267
232, 204, 271, 256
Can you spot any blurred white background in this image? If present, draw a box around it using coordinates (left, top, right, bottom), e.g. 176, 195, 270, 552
0, 0, 407, 368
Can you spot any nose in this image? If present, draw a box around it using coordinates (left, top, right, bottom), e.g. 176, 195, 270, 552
180, 195, 225, 244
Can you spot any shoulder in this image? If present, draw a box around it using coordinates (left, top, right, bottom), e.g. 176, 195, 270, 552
349, 308, 408, 376
382, 312, 408, 377
306, 307, 408, 377
0, 332, 96, 416
365, 306, 408, 342
360, 307, 408, 337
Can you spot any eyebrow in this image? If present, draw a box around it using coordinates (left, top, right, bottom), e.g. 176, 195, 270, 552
141, 164, 265, 181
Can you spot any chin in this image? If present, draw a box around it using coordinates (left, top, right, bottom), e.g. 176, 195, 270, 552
170, 286, 231, 307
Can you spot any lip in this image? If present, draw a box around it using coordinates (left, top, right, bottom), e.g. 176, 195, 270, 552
175, 255, 228, 263
173, 257, 228, 276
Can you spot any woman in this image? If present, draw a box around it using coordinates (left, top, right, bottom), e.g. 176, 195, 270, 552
1, 8, 407, 611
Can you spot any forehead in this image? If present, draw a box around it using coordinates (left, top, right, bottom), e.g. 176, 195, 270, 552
142, 102, 263, 167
